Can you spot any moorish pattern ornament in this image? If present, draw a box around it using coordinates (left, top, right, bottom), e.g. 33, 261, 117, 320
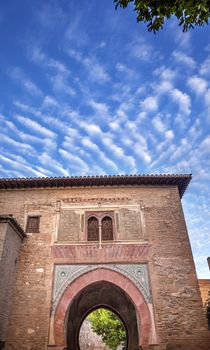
52, 263, 151, 311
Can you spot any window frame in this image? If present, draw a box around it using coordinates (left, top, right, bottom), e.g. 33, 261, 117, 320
87, 215, 99, 242
85, 211, 115, 242
101, 215, 114, 241
26, 215, 41, 233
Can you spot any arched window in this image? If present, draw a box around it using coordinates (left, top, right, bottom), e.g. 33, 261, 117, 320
87, 216, 99, 241
102, 216, 113, 241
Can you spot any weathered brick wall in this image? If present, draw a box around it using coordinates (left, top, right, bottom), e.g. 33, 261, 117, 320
0, 191, 56, 350
143, 187, 210, 349
0, 222, 23, 345
0, 185, 209, 350
199, 279, 210, 305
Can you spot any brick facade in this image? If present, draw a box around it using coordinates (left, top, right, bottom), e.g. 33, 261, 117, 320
0, 175, 209, 349
199, 280, 210, 306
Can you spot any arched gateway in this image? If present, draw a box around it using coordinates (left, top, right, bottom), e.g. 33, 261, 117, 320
53, 268, 154, 349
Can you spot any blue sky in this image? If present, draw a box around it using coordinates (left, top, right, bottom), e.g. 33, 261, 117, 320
0, 0, 210, 277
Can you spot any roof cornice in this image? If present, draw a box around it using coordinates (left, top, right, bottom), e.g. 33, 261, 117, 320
0, 174, 192, 198
0, 215, 26, 238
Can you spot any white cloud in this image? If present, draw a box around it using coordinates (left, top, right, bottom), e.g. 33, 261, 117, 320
170, 88, 191, 115
154, 66, 176, 81
115, 63, 135, 79
129, 38, 153, 61
187, 75, 208, 95
66, 48, 83, 62
148, 143, 177, 169
155, 80, 173, 95
31, 46, 46, 63
81, 137, 119, 172
137, 112, 147, 121
16, 115, 56, 138
172, 51, 196, 69
133, 143, 151, 164
59, 149, 89, 174
170, 138, 192, 161
152, 116, 166, 134
68, 48, 110, 83
109, 120, 120, 130
80, 121, 103, 135
123, 121, 152, 164
198, 136, 210, 155
174, 28, 192, 50
0, 134, 35, 153
50, 74, 75, 96
64, 13, 89, 48
84, 57, 110, 82
89, 100, 109, 116
188, 119, 201, 141
31, 47, 69, 74
23, 79, 43, 96
102, 136, 137, 172
165, 130, 174, 140
47, 59, 69, 74
0, 154, 47, 177
9, 67, 43, 96
42, 95, 58, 108
39, 152, 69, 176
140, 96, 158, 112
200, 56, 210, 76
3, 120, 56, 149
30, 48, 75, 97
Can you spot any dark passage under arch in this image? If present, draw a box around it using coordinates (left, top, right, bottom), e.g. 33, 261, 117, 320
66, 281, 139, 350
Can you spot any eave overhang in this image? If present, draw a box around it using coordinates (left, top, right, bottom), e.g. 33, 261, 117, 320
0, 174, 192, 198
0, 215, 26, 238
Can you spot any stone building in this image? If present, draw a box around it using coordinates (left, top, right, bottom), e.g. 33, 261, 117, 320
199, 279, 210, 330
0, 174, 210, 350
199, 280, 210, 306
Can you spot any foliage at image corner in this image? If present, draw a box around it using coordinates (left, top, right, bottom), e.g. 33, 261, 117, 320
114, 0, 210, 33
88, 308, 126, 350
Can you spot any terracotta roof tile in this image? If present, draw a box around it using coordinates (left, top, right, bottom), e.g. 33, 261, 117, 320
0, 174, 192, 198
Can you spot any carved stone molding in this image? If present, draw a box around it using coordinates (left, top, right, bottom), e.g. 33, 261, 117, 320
52, 263, 151, 311
61, 197, 130, 205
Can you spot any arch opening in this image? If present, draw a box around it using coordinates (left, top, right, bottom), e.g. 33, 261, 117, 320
66, 281, 139, 350
79, 307, 127, 350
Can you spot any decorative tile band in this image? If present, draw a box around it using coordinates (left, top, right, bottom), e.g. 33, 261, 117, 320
52, 263, 151, 311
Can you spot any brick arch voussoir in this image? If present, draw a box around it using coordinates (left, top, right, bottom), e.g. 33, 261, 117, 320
54, 268, 151, 346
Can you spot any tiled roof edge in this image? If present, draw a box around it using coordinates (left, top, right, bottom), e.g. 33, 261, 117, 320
0, 215, 26, 238
0, 174, 192, 198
